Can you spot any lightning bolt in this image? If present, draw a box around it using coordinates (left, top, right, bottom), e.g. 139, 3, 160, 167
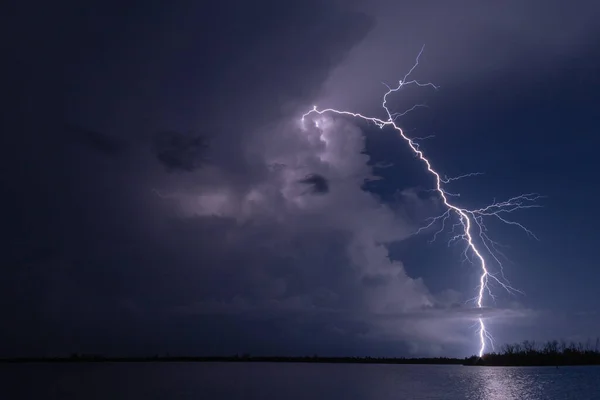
301, 46, 540, 357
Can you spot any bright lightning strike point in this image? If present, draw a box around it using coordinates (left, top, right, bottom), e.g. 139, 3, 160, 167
301, 45, 540, 358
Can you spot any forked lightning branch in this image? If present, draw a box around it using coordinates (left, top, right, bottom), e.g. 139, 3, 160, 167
300, 46, 541, 357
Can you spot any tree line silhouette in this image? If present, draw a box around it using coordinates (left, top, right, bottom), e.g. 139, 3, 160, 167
0, 354, 463, 365
2, 339, 599, 366
465, 338, 600, 366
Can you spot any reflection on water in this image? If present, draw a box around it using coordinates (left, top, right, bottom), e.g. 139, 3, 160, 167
366, 364, 600, 400
468, 367, 558, 399
1, 363, 599, 399
467, 366, 600, 400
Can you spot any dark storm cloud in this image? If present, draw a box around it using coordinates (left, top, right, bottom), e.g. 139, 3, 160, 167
0, 0, 382, 356
298, 173, 330, 194
153, 130, 209, 173
320, 0, 600, 114
65, 125, 128, 158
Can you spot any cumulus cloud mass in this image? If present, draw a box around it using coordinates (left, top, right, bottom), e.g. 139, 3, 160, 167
153, 104, 470, 351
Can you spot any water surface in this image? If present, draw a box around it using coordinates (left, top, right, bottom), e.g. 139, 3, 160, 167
2, 362, 599, 399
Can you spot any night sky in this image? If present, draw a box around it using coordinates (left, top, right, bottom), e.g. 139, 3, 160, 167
2, 0, 600, 358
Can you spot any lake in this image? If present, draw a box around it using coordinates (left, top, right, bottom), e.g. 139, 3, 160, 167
1, 363, 599, 399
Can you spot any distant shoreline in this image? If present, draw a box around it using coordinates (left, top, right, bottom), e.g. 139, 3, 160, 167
1, 355, 599, 367
0, 356, 462, 365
